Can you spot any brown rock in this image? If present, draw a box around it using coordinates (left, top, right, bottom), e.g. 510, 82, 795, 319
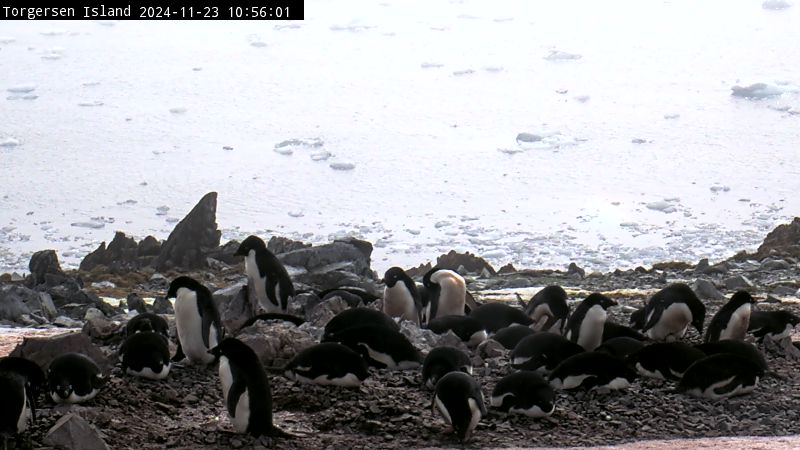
436, 250, 496, 276
9, 331, 112, 372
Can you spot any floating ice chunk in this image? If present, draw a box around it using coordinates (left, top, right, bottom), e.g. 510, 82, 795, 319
330, 162, 355, 171
223, 146, 234, 151
544, 50, 582, 61
763, 0, 792, 9
156, 206, 169, 215
82, 81, 101, 87
573, 95, 590, 103
192, 67, 202, 71
420, 62, 444, 69
731, 82, 796, 99
0, 37, 15, 44
274, 147, 293, 155
288, 210, 304, 218
452, 69, 475, 76
275, 137, 323, 149
7, 84, 36, 93
405, 228, 421, 235
710, 185, 731, 193
250, 41, 267, 48
482, 66, 503, 73
0, 137, 20, 147
166, 217, 179, 223
310, 150, 331, 161
631, 138, 650, 144
274, 24, 302, 31
169, 107, 187, 114
330, 24, 374, 32
645, 201, 677, 213
664, 113, 680, 119
738, 198, 751, 202
78, 101, 104, 107
71, 221, 105, 229
482, 249, 507, 259
498, 148, 524, 154
40, 30, 66, 37
434, 221, 451, 228
516, 133, 543, 143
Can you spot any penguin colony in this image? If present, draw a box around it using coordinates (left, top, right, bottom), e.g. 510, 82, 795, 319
2, 234, 799, 447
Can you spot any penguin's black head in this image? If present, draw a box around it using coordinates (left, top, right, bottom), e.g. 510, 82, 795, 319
234, 235, 267, 256
209, 338, 258, 368
381, 267, 409, 288
50, 377, 73, 400
689, 298, 707, 334
422, 267, 442, 287
0, 356, 45, 396
166, 276, 204, 299
585, 293, 617, 310
731, 290, 756, 306
629, 307, 646, 330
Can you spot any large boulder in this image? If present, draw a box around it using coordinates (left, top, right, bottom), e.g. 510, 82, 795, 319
27, 249, 65, 287
213, 284, 254, 333
44, 413, 110, 450
436, 250, 496, 276
0, 284, 58, 324
752, 217, 800, 260
236, 321, 315, 367
79, 232, 160, 272
9, 331, 112, 373
152, 192, 221, 271
47, 283, 122, 319
278, 238, 374, 279
268, 236, 311, 255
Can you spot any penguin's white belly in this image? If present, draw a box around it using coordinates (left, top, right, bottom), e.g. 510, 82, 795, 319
231, 389, 251, 433
246, 253, 280, 313
383, 284, 418, 324
510, 404, 552, 418
720, 304, 751, 341
647, 303, 691, 341
468, 330, 488, 347
127, 364, 170, 380
219, 356, 234, 403
17, 387, 29, 432
52, 388, 98, 404
465, 397, 482, 440
175, 290, 214, 364
434, 395, 452, 425
577, 305, 606, 351
435, 277, 466, 318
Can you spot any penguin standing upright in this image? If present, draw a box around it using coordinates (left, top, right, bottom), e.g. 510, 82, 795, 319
47, 353, 104, 404
211, 338, 285, 437
704, 291, 756, 343
381, 267, 422, 324
0, 357, 45, 443
420, 268, 467, 324
642, 283, 706, 341
564, 293, 617, 351
235, 235, 295, 314
167, 276, 223, 364
432, 372, 486, 443
524, 285, 570, 334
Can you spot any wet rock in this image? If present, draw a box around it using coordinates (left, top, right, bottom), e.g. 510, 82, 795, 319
567, 262, 586, 279
0, 284, 58, 323
54, 316, 83, 328
268, 236, 311, 255
770, 285, 798, 296
10, 331, 111, 372
213, 284, 254, 333
288, 292, 321, 317
748, 217, 800, 260
476, 338, 506, 359
435, 250, 496, 276
204, 240, 241, 266
48, 285, 121, 319
305, 297, 350, 327
279, 238, 374, 278
44, 413, 110, 450
237, 321, 315, 366
125, 292, 147, 314
82, 309, 122, 343
294, 268, 367, 291
28, 249, 64, 287
693, 279, 725, 300
724, 275, 754, 290
497, 263, 517, 275
151, 296, 174, 314
152, 192, 221, 271
761, 259, 792, 271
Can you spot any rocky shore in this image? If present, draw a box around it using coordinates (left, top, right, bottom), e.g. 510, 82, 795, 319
2, 192, 800, 449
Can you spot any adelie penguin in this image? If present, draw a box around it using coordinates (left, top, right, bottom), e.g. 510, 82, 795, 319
564, 293, 617, 351
167, 276, 223, 365
126, 312, 169, 338
47, 353, 104, 404
492, 325, 537, 350
211, 338, 286, 437
235, 235, 295, 314
491, 371, 555, 418
704, 291, 755, 343
426, 315, 488, 347
120, 331, 171, 380
748, 310, 800, 342
523, 285, 570, 334
422, 347, 472, 390
322, 307, 399, 340
626, 342, 706, 380
0, 357, 45, 445
381, 267, 422, 325
642, 283, 706, 341
283, 343, 368, 387
549, 352, 637, 391
594, 337, 645, 359
678, 353, 763, 400
511, 333, 584, 373
695, 339, 768, 373
432, 372, 486, 444
420, 267, 467, 324
322, 325, 422, 370
469, 302, 532, 333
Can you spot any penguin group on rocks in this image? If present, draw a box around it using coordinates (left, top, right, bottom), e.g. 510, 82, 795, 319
3, 242, 800, 448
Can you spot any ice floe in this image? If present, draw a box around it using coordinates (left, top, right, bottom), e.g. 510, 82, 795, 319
544, 50, 582, 61
329, 162, 356, 171
762, 0, 792, 9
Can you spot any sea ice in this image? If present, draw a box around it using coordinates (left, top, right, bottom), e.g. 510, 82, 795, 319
288, 210, 304, 218
0, 37, 15, 44
78, 101, 104, 107
731, 83, 795, 99
710, 185, 731, 193
274, 147, 293, 155
664, 113, 681, 119
0, 138, 20, 147
70, 221, 105, 229
310, 150, 331, 161
645, 201, 677, 213
452, 69, 475, 76
329, 162, 355, 171
420, 62, 444, 69
169, 107, 187, 114
7, 84, 36, 93
544, 50, 582, 61
763, 0, 792, 9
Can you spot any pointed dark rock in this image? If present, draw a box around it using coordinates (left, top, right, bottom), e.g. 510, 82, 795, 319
152, 192, 221, 271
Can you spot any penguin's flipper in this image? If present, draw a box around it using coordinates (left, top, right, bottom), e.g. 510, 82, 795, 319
172, 342, 186, 362
464, 291, 479, 314
227, 380, 247, 416
642, 305, 663, 332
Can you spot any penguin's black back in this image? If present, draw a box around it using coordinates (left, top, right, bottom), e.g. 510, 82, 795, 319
491, 370, 554, 413
434, 372, 485, 442
120, 332, 170, 374
704, 291, 754, 343
695, 339, 768, 372
285, 342, 368, 382
322, 325, 421, 368
678, 353, 763, 395
0, 372, 26, 435
323, 307, 399, 339
426, 315, 485, 342
47, 353, 102, 397
469, 303, 532, 333
126, 312, 169, 337
422, 347, 472, 389
595, 337, 645, 359
603, 322, 646, 342
549, 352, 636, 389
511, 333, 584, 372
167, 276, 223, 348
626, 342, 706, 380
629, 307, 646, 330
492, 325, 537, 350
644, 283, 706, 333
525, 285, 569, 320
318, 287, 380, 305
0, 356, 45, 396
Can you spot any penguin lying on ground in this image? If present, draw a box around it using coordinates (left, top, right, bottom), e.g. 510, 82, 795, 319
704, 291, 755, 343
322, 307, 399, 340
120, 331, 171, 380
322, 325, 422, 370
748, 310, 800, 342
469, 302, 533, 333
642, 283, 706, 341
425, 315, 487, 347
167, 276, 223, 364
421, 268, 467, 324
548, 352, 637, 391
235, 235, 295, 314
511, 333, 584, 373
594, 337, 645, 359
565, 293, 617, 351
626, 342, 706, 380
381, 267, 422, 325
283, 342, 368, 388
603, 321, 646, 342
695, 339, 768, 373
492, 325, 537, 350
491, 371, 555, 418
677, 353, 763, 399
422, 347, 472, 390
432, 372, 486, 443
47, 353, 104, 404
523, 285, 570, 334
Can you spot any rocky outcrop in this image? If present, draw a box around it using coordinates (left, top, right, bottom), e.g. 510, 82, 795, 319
213, 284, 254, 332
752, 217, 800, 260
9, 331, 111, 372
268, 236, 311, 255
152, 192, 221, 271
236, 321, 315, 367
0, 284, 58, 324
79, 232, 161, 272
436, 250, 496, 276
28, 249, 65, 287
279, 238, 374, 281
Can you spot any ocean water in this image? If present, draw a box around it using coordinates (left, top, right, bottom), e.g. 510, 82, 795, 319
1, 0, 799, 276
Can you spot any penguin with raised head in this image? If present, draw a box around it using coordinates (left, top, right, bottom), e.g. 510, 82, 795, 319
120, 332, 171, 380
549, 352, 636, 391
642, 283, 706, 341
420, 267, 467, 324
704, 291, 756, 343
524, 285, 570, 334
626, 342, 706, 380
47, 353, 104, 404
748, 310, 800, 342
381, 267, 422, 325
167, 276, 223, 364
322, 325, 422, 370
469, 302, 533, 333
210, 338, 286, 437
235, 235, 295, 314
594, 337, 645, 359
491, 371, 555, 418
426, 315, 488, 347
564, 293, 617, 351
511, 333, 584, 373
432, 372, 486, 444
422, 347, 472, 390
322, 307, 399, 340
283, 342, 368, 388
126, 312, 169, 338
678, 353, 763, 399
695, 339, 768, 373
492, 325, 537, 350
